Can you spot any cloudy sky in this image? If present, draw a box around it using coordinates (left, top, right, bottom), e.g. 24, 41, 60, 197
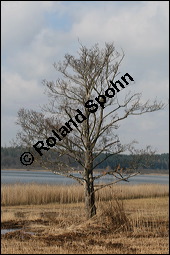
1, 1, 169, 153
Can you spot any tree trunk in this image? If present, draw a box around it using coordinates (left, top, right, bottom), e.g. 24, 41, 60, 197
84, 147, 96, 219
84, 173, 96, 219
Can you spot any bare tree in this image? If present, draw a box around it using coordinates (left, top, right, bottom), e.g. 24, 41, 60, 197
16, 42, 165, 219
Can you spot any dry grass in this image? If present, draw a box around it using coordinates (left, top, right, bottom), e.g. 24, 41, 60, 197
1, 183, 169, 254
1, 197, 169, 254
1, 183, 169, 206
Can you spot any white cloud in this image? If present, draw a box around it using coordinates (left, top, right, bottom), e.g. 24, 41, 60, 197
1, 70, 47, 115
1, 1, 169, 152
71, 1, 168, 52
2, 2, 43, 51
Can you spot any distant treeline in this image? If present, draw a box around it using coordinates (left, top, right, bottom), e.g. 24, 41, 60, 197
1, 146, 169, 171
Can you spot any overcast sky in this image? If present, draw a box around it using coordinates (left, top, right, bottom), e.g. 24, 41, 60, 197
1, 1, 169, 153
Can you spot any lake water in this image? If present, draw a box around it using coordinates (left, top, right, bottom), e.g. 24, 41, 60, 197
1, 228, 35, 235
1, 229, 20, 235
1, 170, 169, 185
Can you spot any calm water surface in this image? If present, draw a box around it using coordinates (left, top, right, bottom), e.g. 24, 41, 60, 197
1, 170, 169, 185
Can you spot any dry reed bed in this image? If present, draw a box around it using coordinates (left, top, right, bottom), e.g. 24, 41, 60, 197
1, 183, 169, 206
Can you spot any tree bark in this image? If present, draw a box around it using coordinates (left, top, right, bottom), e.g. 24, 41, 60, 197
84, 172, 96, 219
84, 148, 96, 219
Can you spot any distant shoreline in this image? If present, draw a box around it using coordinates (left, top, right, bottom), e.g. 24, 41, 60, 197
140, 173, 169, 176
1, 168, 169, 176
1, 168, 49, 172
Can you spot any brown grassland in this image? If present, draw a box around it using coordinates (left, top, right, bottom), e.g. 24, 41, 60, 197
1, 183, 169, 254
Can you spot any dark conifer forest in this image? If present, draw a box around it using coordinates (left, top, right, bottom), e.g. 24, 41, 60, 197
1, 147, 169, 174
